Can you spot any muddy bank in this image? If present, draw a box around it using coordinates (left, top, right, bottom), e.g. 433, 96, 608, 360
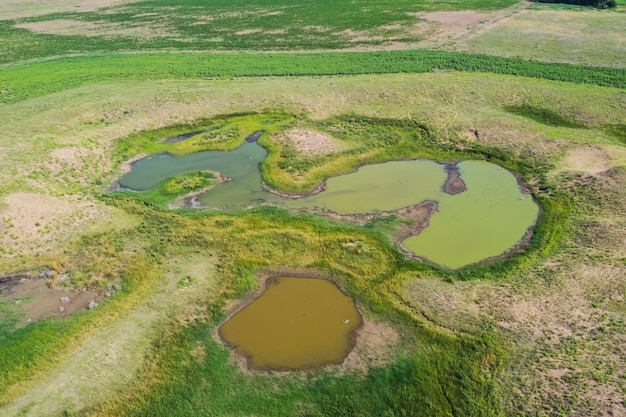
218, 272, 362, 371
217, 268, 397, 374
514, 171, 533, 194
161, 130, 204, 144
245, 130, 265, 143
261, 178, 326, 199
0, 274, 33, 296
319, 200, 438, 231
0, 274, 108, 324
443, 164, 466, 195
108, 152, 149, 191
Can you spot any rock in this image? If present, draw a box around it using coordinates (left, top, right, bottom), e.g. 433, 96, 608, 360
40, 268, 55, 278
113, 284, 122, 291
88, 300, 97, 309
58, 306, 65, 312
60, 296, 70, 303
105, 291, 112, 298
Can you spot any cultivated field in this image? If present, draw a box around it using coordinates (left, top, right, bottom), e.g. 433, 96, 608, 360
0, 1, 625, 416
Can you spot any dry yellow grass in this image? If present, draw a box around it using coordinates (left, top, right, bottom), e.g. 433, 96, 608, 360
463, 8, 626, 67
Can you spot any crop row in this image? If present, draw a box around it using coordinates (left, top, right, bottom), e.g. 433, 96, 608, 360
1, 50, 624, 106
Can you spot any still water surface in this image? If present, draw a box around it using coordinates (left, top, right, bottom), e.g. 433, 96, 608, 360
119, 141, 538, 268
219, 277, 362, 370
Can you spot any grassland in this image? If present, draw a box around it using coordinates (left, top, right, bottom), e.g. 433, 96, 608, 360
464, 7, 626, 68
0, 0, 625, 416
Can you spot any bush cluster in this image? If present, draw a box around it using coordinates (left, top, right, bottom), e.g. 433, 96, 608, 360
533, 0, 616, 8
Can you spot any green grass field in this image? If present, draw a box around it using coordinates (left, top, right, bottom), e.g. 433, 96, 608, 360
0, 0, 520, 63
0, 0, 625, 416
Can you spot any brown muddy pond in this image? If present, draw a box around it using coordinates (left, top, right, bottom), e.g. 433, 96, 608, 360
219, 277, 362, 370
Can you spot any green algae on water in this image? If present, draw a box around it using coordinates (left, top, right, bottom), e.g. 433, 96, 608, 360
118, 141, 539, 269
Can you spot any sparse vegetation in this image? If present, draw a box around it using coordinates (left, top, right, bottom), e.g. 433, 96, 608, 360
0, 0, 624, 416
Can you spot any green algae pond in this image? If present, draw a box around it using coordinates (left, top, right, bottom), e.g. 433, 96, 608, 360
118, 140, 539, 269
219, 277, 362, 370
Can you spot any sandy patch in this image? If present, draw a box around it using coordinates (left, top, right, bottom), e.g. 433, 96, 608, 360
266, 29, 287, 35
281, 129, 348, 156
43, 146, 107, 183
558, 145, 626, 176
462, 128, 480, 141
304, 25, 332, 32
235, 29, 261, 36
340, 319, 399, 371
417, 11, 492, 26
0, 193, 115, 261
410, 3, 528, 49
337, 28, 398, 43
15, 19, 178, 39
547, 368, 570, 378
218, 270, 399, 375
217, 9, 281, 19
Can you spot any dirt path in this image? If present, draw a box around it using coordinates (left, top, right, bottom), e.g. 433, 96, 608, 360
412, 2, 530, 49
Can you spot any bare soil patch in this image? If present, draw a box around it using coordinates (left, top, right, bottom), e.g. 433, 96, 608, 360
443, 164, 466, 195
0, 193, 109, 262
558, 145, 626, 176
235, 29, 262, 36
411, 3, 528, 49
418, 11, 492, 26
389, 201, 438, 244
218, 269, 398, 375
15, 19, 178, 39
462, 128, 479, 142
161, 131, 204, 144
340, 318, 399, 372
280, 129, 348, 156
337, 29, 396, 44
1, 275, 104, 324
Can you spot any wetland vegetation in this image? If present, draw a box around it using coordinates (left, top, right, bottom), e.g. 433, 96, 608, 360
0, 1, 625, 416
117, 114, 539, 269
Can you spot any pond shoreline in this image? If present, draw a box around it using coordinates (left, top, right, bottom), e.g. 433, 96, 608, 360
216, 270, 365, 372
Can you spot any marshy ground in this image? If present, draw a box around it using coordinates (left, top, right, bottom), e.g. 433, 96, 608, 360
0, 1, 625, 416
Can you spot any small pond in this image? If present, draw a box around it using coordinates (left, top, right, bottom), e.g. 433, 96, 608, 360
118, 141, 539, 269
219, 277, 362, 370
